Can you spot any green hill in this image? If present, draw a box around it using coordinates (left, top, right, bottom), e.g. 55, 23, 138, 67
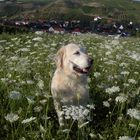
0, 0, 140, 22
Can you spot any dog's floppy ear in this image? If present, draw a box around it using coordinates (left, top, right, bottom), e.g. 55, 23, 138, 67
55, 47, 65, 69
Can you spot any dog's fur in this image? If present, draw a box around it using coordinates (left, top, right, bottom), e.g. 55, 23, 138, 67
51, 43, 93, 126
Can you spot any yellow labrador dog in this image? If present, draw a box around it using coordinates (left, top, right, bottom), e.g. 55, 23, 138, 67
51, 43, 93, 126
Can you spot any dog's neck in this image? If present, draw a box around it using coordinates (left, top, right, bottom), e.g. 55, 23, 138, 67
57, 68, 87, 84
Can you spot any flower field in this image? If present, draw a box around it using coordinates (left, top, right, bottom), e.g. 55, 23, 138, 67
0, 32, 140, 140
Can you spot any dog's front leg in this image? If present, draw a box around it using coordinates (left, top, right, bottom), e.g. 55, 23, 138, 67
51, 89, 64, 127
53, 99, 64, 127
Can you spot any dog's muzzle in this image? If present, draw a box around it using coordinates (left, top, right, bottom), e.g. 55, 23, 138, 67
70, 58, 93, 74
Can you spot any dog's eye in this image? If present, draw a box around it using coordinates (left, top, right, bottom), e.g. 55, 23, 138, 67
74, 51, 80, 55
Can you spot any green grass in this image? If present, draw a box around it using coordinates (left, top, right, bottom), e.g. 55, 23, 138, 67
0, 33, 140, 140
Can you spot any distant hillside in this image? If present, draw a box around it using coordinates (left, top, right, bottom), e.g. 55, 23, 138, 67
0, 0, 140, 22
0, 0, 54, 18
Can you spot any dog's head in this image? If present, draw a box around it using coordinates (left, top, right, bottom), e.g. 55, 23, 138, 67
55, 43, 93, 76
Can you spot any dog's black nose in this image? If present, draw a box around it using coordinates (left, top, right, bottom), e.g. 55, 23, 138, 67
89, 58, 93, 65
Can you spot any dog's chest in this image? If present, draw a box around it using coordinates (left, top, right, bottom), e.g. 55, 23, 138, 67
60, 77, 89, 105
52, 70, 89, 105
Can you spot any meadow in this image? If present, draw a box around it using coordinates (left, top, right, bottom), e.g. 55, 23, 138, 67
0, 32, 140, 140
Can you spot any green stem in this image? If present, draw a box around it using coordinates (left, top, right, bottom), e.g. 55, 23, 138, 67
66, 120, 75, 140
134, 122, 140, 138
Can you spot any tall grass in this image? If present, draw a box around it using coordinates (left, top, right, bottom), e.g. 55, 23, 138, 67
0, 32, 140, 140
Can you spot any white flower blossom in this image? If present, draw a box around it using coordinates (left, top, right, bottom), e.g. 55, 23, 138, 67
11, 56, 19, 61
32, 37, 43, 41
61, 129, 70, 133
51, 43, 57, 47
129, 53, 140, 61
115, 95, 128, 103
87, 104, 95, 109
9, 91, 22, 100
105, 86, 120, 94
21, 117, 36, 124
128, 79, 137, 84
26, 80, 34, 85
127, 108, 140, 120
119, 63, 128, 67
89, 133, 97, 138
129, 123, 137, 128
123, 83, 130, 87
40, 99, 47, 105
37, 79, 44, 90
20, 48, 30, 52
111, 40, 119, 45
35, 31, 44, 35
5, 113, 19, 123
62, 105, 90, 121
105, 51, 111, 55
0, 40, 7, 43
94, 72, 101, 78
78, 121, 89, 128
1, 78, 8, 83
19, 137, 26, 140
119, 136, 135, 140
121, 71, 130, 75
33, 106, 43, 112
26, 97, 35, 104
103, 101, 110, 107
134, 72, 139, 75
39, 124, 46, 133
